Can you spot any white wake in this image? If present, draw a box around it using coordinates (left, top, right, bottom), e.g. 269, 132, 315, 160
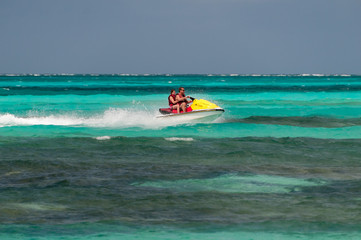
0, 108, 196, 129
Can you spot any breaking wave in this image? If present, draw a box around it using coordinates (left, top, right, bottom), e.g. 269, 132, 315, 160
165, 137, 194, 141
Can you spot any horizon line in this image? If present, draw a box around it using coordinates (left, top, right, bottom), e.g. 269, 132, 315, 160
0, 73, 357, 77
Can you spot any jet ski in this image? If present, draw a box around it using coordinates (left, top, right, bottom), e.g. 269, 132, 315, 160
157, 97, 225, 121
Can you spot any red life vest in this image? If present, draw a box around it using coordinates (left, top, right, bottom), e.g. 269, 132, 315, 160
168, 94, 177, 107
177, 93, 187, 104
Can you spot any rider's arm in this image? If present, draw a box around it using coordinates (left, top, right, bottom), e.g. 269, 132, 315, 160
170, 96, 177, 104
176, 95, 183, 102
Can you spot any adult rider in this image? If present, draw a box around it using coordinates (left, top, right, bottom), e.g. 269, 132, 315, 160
176, 87, 192, 113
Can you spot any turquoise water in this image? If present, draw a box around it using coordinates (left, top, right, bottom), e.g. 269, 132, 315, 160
1, 74, 361, 239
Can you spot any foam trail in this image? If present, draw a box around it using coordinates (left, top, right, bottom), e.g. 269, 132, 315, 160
0, 108, 198, 129
0, 113, 84, 127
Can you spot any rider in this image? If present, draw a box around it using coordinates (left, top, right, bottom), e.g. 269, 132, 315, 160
176, 87, 191, 113
168, 89, 180, 113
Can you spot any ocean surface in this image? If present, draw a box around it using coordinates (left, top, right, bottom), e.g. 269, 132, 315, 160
1, 74, 361, 239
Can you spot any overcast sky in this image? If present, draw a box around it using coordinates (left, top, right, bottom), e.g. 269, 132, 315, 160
1, 0, 360, 74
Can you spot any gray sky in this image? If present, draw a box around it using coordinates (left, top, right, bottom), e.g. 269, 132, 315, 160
1, 0, 360, 74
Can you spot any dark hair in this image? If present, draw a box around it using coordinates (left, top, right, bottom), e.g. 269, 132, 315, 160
179, 87, 184, 92
170, 89, 175, 94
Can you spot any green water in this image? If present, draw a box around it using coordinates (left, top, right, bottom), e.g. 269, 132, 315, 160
1, 74, 361, 239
